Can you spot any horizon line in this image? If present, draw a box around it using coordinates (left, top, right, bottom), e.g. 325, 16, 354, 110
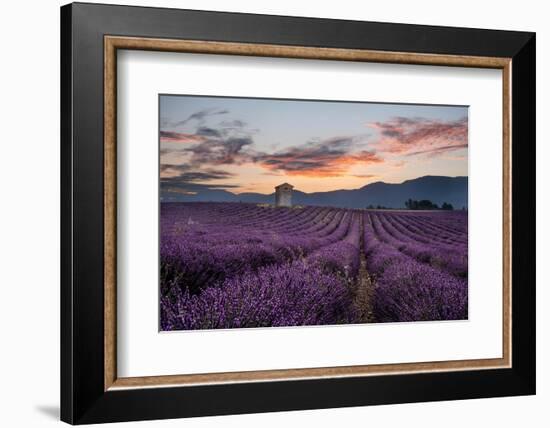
225, 174, 468, 196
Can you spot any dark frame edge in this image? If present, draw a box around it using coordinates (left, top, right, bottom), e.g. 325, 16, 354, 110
61, 3, 74, 425
510, 32, 536, 394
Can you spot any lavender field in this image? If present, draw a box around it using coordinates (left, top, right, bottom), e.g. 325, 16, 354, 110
160, 202, 468, 331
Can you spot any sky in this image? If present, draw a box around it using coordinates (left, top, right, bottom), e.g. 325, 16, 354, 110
160, 95, 468, 195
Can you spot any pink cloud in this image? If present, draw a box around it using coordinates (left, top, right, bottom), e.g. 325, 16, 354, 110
160, 131, 206, 144
254, 137, 383, 177
368, 116, 468, 157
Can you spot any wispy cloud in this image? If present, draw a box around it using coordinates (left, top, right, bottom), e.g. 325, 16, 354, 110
172, 108, 229, 127
195, 126, 223, 138
160, 168, 238, 196
352, 173, 380, 179
160, 131, 206, 144
253, 136, 382, 177
184, 137, 254, 166
160, 164, 235, 181
368, 116, 467, 157
219, 119, 247, 129
162, 112, 257, 168
162, 110, 384, 179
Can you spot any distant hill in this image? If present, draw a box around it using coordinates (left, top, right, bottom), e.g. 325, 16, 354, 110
161, 175, 468, 209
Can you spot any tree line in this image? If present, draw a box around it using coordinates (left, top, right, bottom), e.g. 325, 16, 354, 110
404, 199, 454, 210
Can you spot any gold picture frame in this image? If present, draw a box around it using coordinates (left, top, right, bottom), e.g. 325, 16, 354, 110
103, 35, 512, 391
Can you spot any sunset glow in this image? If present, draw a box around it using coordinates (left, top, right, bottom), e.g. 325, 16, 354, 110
160, 95, 468, 196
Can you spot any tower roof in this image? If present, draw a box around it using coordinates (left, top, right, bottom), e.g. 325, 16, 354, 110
275, 182, 294, 189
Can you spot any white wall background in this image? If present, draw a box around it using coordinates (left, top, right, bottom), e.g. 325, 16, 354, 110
0, 0, 546, 426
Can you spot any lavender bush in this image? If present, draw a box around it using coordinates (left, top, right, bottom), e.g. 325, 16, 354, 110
161, 261, 356, 330
372, 258, 468, 322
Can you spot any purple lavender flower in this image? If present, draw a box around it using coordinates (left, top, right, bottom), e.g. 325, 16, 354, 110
159, 202, 468, 330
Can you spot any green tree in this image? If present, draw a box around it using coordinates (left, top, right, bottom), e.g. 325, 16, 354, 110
404, 199, 439, 210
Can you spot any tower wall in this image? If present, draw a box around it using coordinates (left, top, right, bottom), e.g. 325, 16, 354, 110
275, 187, 292, 207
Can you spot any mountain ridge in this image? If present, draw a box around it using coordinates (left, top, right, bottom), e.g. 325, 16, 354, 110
161, 175, 468, 209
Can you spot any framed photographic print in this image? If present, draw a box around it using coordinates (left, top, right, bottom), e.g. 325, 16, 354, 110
61, 2, 536, 424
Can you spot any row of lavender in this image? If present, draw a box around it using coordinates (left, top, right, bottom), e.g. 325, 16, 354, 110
160, 203, 361, 330
365, 211, 468, 322
160, 202, 467, 330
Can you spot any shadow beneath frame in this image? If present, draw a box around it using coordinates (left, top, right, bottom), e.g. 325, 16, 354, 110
35, 405, 59, 420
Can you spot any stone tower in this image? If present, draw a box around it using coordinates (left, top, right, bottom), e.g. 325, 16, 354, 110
275, 183, 294, 207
